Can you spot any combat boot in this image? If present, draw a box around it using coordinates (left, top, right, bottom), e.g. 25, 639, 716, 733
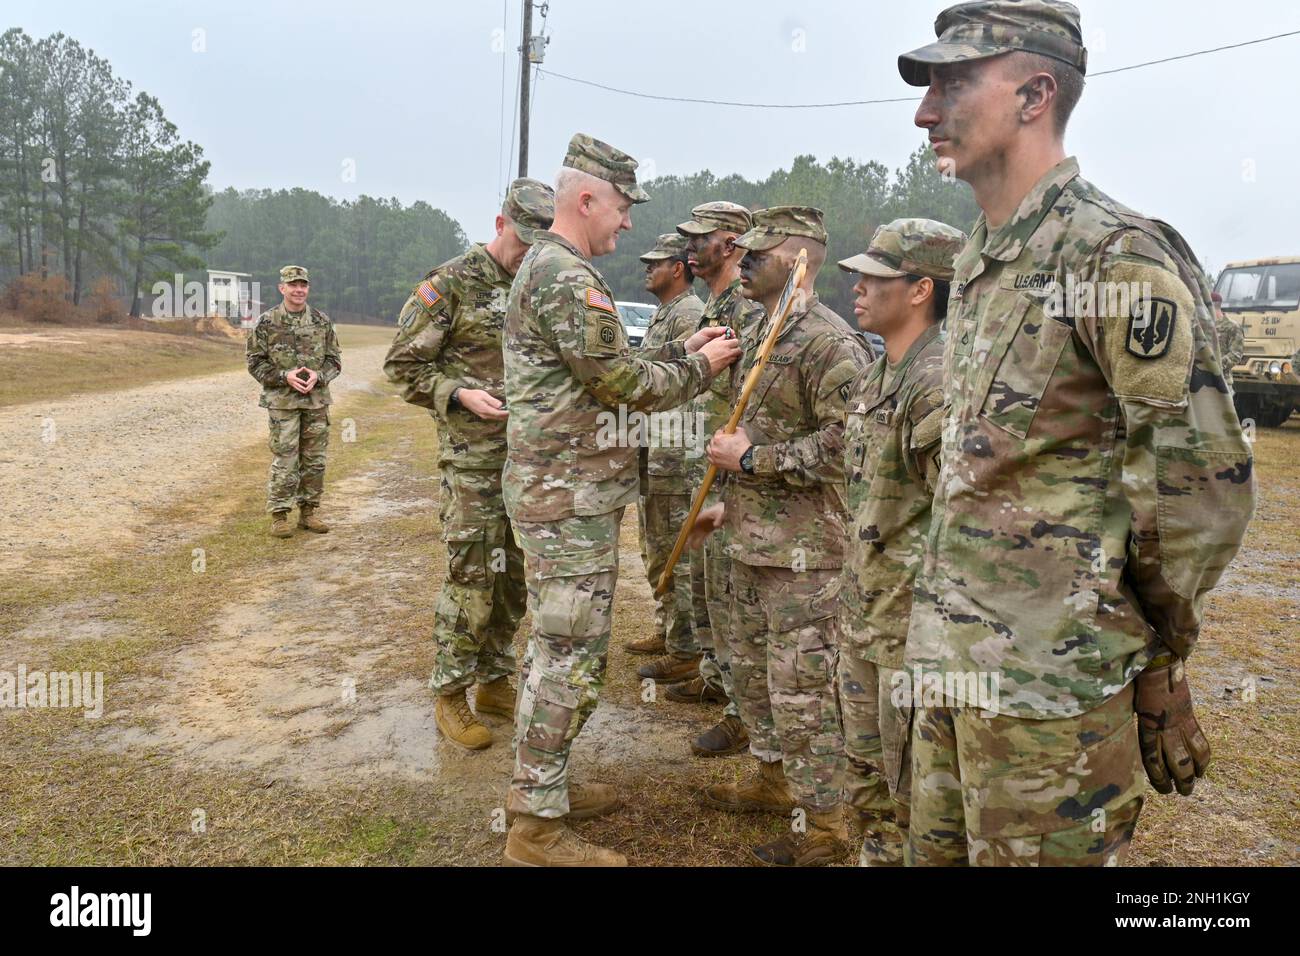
473, 677, 516, 718
434, 691, 491, 750
297, 505, 330, 533
751, 806, 848, 867
506, 781, 621, 825
270, 511, 293, 538
691, 714, 750, 757
665, 677, 728, 705
624, 634, 666, 656
637, 653, 701, 684
503, 814, 627, 867
701, 758, 795, 814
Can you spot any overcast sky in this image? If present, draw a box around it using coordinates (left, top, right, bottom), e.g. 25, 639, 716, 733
13, 0, 1300, 273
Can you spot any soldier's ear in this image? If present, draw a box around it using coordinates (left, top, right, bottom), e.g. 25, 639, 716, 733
1015, 72, 1056, 125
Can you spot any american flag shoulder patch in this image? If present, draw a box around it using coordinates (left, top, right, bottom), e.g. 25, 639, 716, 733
585, 288, 616, 314
416, 281, 442, 310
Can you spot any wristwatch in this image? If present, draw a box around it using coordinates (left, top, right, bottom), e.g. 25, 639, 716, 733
449, 387, 462, 407
740, 445, 755, 474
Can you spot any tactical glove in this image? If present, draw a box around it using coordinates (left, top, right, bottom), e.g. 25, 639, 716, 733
1135, 656, 1211, 796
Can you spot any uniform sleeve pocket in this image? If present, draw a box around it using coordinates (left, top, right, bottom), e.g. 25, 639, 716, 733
1155, 445, 1254, 601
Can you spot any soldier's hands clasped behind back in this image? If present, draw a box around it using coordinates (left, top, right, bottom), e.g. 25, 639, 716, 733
1135, 658, 1213, 796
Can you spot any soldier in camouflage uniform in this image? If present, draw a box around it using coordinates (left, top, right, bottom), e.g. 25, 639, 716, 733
835, 219, 966, 866
666, 202, 764, 761
898, 0, 1255, 866
629, 233, 708, 686
501, 134, 741, 867
1211, 292, 1245, 387
245, 265, 342, 538
692, 206, 873, 866
384, 178, 555, 751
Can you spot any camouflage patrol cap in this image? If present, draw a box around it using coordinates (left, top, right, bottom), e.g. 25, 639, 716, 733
280, 265, 309, 284
639, 233, 691, 263
838, 218, 967, 282
676, 201, 753, 237
502, 177, 555, 243
734, 206, 828, 252
898, 0, 1087, 87
562, 133, 650, 204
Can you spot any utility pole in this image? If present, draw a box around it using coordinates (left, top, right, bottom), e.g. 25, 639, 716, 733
517, 1, 549, 178
517, 1, 533, 178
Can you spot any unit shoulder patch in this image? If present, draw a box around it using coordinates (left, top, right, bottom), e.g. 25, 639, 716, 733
1126, 295, 1177, 360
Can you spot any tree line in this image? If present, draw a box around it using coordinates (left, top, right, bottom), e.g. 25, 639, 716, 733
0, 28, 214, 313
600, 147, 980, 318
1, 26, 975, 325
203, 189, 467, 321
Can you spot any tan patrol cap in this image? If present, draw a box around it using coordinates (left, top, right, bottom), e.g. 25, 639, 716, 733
280, 265, 309, 283
502, 177, 555, 243
837, 218, 967, 282
898, 0, 1087, 86
562, 133, 650, 204
676, 201, 753, 237
734, 206, 828, 252
639, 233, 691, 263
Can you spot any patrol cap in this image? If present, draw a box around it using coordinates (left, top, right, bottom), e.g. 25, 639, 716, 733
734, 206, 828, 252
502, 177, 555, 243
898, 0, 1087, 87
639, 233, 691, 263
280, 265, 309, 284
838, 218, 967, 282
562, 133, 650, 204
676, 201, 753, 237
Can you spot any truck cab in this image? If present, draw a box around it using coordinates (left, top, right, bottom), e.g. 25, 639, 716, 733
1214, 256, 1300, 427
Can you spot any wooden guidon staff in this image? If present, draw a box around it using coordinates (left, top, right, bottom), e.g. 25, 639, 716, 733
654, 247, 808, 597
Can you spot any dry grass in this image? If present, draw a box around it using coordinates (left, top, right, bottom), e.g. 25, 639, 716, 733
0, 322, 393, 408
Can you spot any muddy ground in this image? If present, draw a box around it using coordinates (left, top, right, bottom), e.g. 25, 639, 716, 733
0, 324, 1296, 866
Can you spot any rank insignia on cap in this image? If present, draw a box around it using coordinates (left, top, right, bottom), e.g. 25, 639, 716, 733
416, 281, 442, 310
586, 288, 616, 314
1127, 296, 1176, 359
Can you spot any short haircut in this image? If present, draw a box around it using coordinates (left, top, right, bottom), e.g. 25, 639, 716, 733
905, 274, 951, 323
554, 166, 603, 203
677, 256, 695, 284
1011, 51, 1085, 135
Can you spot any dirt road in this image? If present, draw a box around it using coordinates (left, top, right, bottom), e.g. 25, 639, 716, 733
0, 343, 390, 578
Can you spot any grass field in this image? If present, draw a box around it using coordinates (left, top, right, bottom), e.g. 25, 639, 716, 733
0, 323, 1296, 866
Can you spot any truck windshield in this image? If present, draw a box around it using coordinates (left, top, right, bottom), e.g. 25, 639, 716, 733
1216, 263, 1300, 310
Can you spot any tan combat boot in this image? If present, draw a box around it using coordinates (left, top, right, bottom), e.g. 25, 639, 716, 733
624, 634, 666, 656
751, 806, 849, 867
503, 814, 628, 867
270, 511, 293, 538
701, 758, 796, 814
506, 780, 621, 825
637, 653, 701, 684
665, 676, 728, 705
297, 505, 330, 533
434, 691, 491, 750
691, 714, 750, 758
473, 677, 516, 719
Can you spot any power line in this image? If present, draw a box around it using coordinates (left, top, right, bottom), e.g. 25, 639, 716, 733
537, 27, 1300, 110
1089, 28, 1300, 76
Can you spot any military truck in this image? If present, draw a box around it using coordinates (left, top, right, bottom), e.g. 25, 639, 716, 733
1214, 256, 1300, 427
